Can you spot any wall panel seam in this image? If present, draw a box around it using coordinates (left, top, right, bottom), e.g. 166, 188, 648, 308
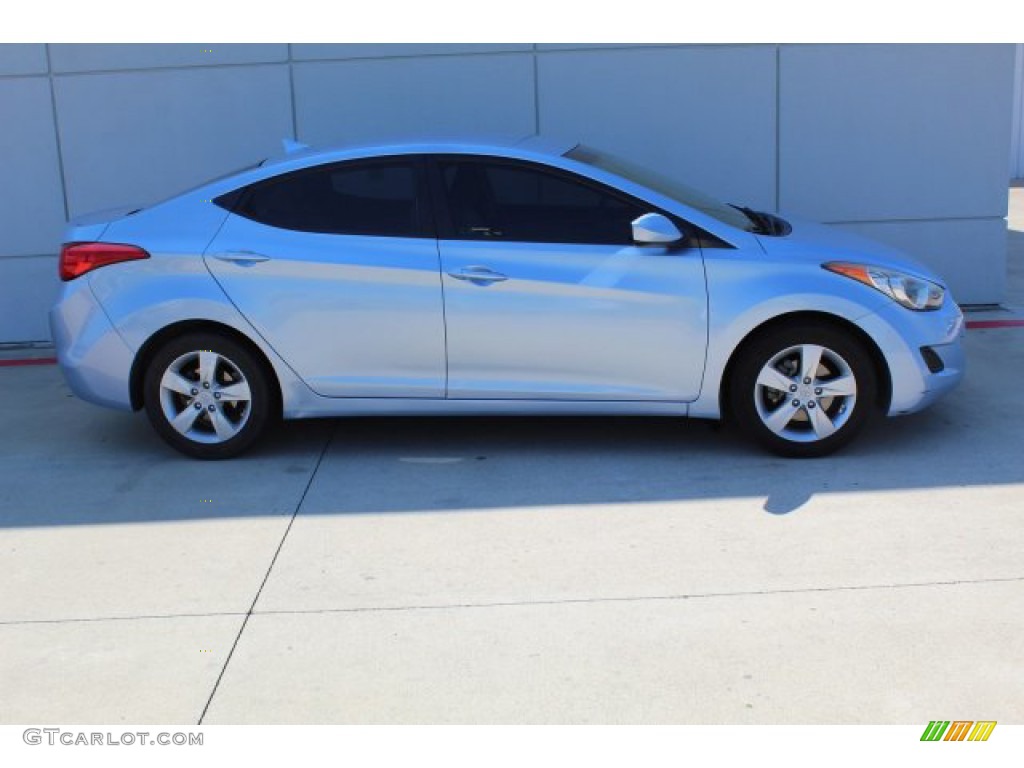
43, 44, 70, 225
532, 47, 541, 135
825, 215, 1007, 226
287, 43, 298, 141
774, 44, 781, 213
533, 43, 759, 56
1013, 44, 1024, 179
0, 73, 48, 81
49, 60, 289, 79
45, 52, 558, 79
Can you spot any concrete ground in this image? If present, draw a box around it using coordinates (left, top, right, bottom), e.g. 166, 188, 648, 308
0, 194, 1022, 725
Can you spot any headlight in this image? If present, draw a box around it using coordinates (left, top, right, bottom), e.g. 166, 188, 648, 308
823, 262, 944, 311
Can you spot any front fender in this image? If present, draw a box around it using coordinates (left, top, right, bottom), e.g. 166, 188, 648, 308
689, 256, 892, 419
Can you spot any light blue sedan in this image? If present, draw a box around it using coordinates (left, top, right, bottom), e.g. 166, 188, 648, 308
50, 136, 965, 459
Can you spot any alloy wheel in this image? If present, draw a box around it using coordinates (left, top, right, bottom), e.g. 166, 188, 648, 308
753, 343, 858, 443
158, 349, 253, 444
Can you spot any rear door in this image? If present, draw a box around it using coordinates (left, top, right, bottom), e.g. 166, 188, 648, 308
205, 156, 446, 398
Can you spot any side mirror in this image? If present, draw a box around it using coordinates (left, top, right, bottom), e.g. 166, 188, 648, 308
631, 213, 684, 245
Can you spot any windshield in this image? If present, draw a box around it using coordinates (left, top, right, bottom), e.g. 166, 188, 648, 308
566, 144, 756, 232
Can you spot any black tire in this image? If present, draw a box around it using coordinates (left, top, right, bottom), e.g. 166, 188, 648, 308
142, 332, 273, 459
728, 323, 879, 458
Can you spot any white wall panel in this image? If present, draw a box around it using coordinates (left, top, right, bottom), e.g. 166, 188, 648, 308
292, 44, 532, 60
0, 44, 47, 76
0, 257, 59, 341
536, 44, 624, 50
54, 65, 292, 216
837, 218, 1006, 305
0, 43, 1015, 342
536, 44, 678, 51
49, 44, 287, 73
293, 54, 536, 146
1012, 44, 1023, 180
538, 46, 777, 211
0, 78, 66, 257
780, 44, 1015, 222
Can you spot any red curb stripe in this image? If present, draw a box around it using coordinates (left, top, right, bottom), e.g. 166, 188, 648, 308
965, 319, 1024, 329
0, 357, 57, 368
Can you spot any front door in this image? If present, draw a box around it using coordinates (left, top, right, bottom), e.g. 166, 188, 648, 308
434, 157, 707, 401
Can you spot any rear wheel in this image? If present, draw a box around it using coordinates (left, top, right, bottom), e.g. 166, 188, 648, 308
729, 324, 878, 458
143, 332, 272, 459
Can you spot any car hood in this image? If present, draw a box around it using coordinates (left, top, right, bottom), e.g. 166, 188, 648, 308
755, 213, 946, 286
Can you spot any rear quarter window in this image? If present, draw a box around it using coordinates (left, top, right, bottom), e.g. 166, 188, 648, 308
221, 159, 426, 238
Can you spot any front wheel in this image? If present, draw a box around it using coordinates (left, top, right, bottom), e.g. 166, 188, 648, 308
729, 324, 879, 458
143, 332, 273, 459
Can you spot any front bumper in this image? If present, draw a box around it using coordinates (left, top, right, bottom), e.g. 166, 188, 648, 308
858, 298, 966, 416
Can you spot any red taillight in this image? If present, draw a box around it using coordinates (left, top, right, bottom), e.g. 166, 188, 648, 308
59, 242, 150, 281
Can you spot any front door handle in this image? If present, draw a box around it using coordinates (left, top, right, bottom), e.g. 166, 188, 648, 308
212, 250, 271, 265
447, 266, 508, 285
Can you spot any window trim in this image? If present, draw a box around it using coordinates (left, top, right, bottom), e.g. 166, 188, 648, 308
215, 154, 436, 239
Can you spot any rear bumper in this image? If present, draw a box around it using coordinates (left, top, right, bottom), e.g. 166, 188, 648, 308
49, 282, 135, 411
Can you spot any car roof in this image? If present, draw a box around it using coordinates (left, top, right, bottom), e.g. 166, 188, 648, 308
260, 134, 578, 170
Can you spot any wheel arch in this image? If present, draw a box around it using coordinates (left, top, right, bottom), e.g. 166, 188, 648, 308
129, 320, 283, 415
718, 311, 892, 423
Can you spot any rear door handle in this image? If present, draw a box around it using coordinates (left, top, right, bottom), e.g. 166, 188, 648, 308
212, 250, 271, 265
447, 266, 508, 284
